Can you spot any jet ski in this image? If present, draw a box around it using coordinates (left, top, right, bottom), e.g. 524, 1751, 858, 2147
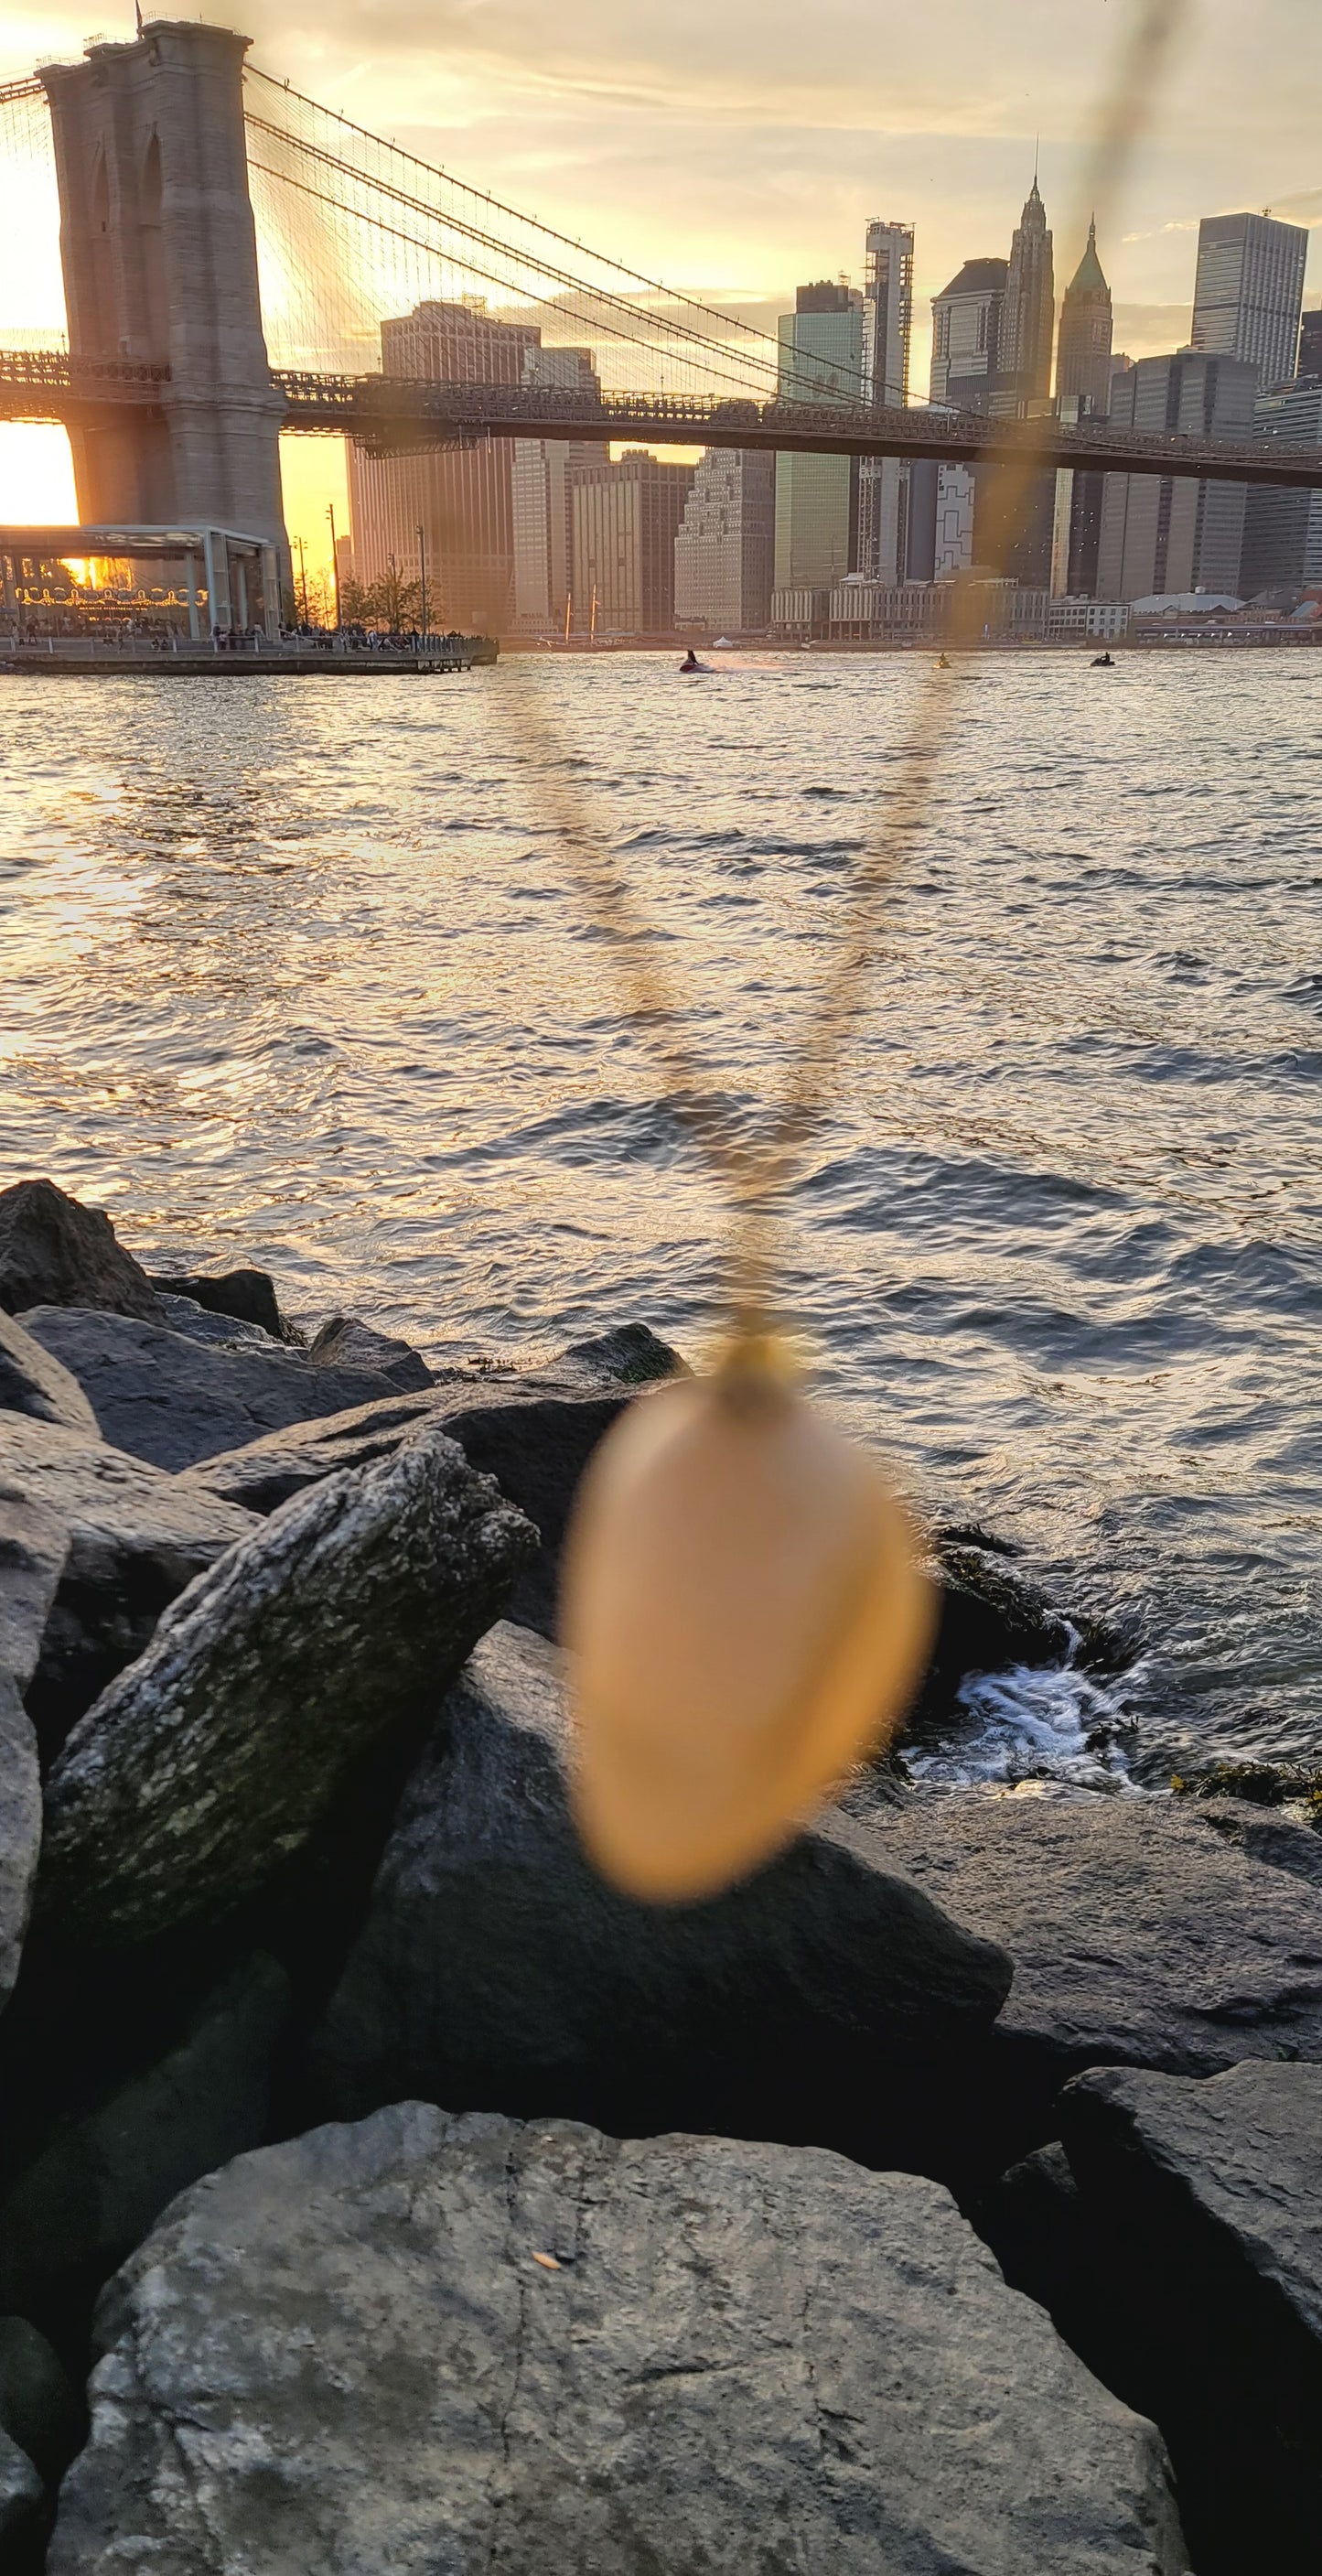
1091, 651, 1116, 667
679, 648, 709, 674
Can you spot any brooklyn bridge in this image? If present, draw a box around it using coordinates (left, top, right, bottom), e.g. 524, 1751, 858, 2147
2, 16, 1320, 618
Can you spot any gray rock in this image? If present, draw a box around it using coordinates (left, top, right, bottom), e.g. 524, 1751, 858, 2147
155, 1292, 274, 1349
1189, 1795, 1322, 1891
18, 1308, 400, 1474
147, 1267, 285, 1339
308, 1313, 433, 1391
48, 2105, 1188, 2575
313, 1623, 1011, 2150
0, 1310, 97, 1435
855, 1790, 1322, 2147
0, 1492, 67, 2012
187, 1374, 627, 1634
0, 1956, 292, 2340
0, 1680, 42, 2023
175, 1386, 449, 1514
39, 1431, 535, 1947
909, 1532, 1114, 1735
396, 1382, 628, 1635
0, 1414, 256, 1753
978, 2140, 1090, 2318
0, 1180, 163, 1325
554, 1320, 689, 1385
1060, 2060, 1322, 2568
0, 2427, 40, 2546
0, 2318, 81, 2488
0, 1487, 68, 1698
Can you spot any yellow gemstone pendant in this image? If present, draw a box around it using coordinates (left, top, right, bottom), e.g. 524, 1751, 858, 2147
562, 1339, 935, 1902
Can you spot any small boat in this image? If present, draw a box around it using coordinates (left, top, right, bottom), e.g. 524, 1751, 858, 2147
936, 652, 951, 669
1091, 651, 1116, 667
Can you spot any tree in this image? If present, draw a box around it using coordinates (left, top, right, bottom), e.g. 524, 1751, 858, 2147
337, 569, 423, 632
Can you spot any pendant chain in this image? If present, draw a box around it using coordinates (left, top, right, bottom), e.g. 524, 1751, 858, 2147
503, 0, 1187, 1332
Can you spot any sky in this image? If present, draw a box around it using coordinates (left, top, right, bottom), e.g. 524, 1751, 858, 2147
2, 0, 1320, 568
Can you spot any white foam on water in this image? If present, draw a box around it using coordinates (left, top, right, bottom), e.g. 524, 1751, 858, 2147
907, 1650, 1142, 1793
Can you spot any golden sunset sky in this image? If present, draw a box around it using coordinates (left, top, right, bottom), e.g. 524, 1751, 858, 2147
2, 0, 1318, 573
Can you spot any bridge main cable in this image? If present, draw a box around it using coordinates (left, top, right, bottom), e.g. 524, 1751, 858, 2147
242, 65, 834, 386
241, 66, 872, 409
242, 145, 803, 406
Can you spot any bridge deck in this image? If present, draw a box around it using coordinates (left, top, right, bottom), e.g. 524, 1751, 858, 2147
3, 350, 1321, 489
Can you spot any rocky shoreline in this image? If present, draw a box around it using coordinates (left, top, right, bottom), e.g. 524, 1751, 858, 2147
0, 1175, 1317, 2571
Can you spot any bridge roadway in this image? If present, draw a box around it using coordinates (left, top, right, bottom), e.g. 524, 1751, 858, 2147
4, 349, 1322, 490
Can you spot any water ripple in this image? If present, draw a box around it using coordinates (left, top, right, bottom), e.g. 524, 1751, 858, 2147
3, 652, 1321, 1778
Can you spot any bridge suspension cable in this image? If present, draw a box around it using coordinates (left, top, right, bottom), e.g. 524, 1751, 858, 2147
242, 65, 871, 409
242, 146, 799, 408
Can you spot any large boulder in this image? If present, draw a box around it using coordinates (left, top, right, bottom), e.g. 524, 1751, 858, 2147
0, 1955, 291, 2347
0, 1489, 68, 1706
0, 1181, 163, 1325
554, 1320, 689, 1385
312, 1623, 1011, 2161
0, 1676, 41, 2028
186, 1375, 628, 1634
854, 1788, 1322, 2163
0, 1311, 96, 1436
147, 1267, 285, 1339
0, 1491, 69, 2014
175, 1385, 448, 1514
48, 2105, 1188, 2575
1056, 2060, 1322, 2573
17, 1308, 399, 1474
1186, 1794, 1322, 1892
0, 2427, 41, 2550
307, 1313, 432, 1391
38, 1430, 535, 1949
0, 1414, 256, 1754
154, 1292, 275, 1350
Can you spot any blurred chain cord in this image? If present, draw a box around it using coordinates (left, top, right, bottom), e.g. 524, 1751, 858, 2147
493, 0, 1191, 1333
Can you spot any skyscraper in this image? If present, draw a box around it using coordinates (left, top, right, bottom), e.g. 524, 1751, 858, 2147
511, 346, 607, 633
1001, 177, 1055, 398
929, 259, 1009, 410
347, 298, 539, 633
1241, 378, 1322, 594
857, 219, 914, 583
1097, 350, 1258, 599
1297, 308, 1322, 380
1056, 218, 1114, 409
862, 219, 913, 406
571, 450, 694, 634
774, 281, 865, 592
1190, 212, 1308, 390
673, 448, 775, 632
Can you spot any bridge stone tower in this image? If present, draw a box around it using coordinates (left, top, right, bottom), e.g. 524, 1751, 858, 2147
38, 21, 286, 565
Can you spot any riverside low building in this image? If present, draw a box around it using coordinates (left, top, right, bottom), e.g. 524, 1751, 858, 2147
772, 577, 1055, 644
1046, 597, 1130, 641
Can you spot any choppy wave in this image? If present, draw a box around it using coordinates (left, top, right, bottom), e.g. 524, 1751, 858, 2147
908, 1654, 1142, 1793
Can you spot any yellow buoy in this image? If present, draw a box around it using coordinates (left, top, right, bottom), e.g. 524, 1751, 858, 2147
563, 1341, 935, 1902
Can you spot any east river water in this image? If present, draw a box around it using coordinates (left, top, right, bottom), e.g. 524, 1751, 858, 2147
3, 651, 1320, 1786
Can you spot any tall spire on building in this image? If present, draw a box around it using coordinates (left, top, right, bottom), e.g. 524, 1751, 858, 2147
1002, 173, 1055, 399
1056, 215, 1114, 410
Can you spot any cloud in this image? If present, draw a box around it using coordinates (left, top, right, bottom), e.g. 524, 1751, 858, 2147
2, 0, 1319, 366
